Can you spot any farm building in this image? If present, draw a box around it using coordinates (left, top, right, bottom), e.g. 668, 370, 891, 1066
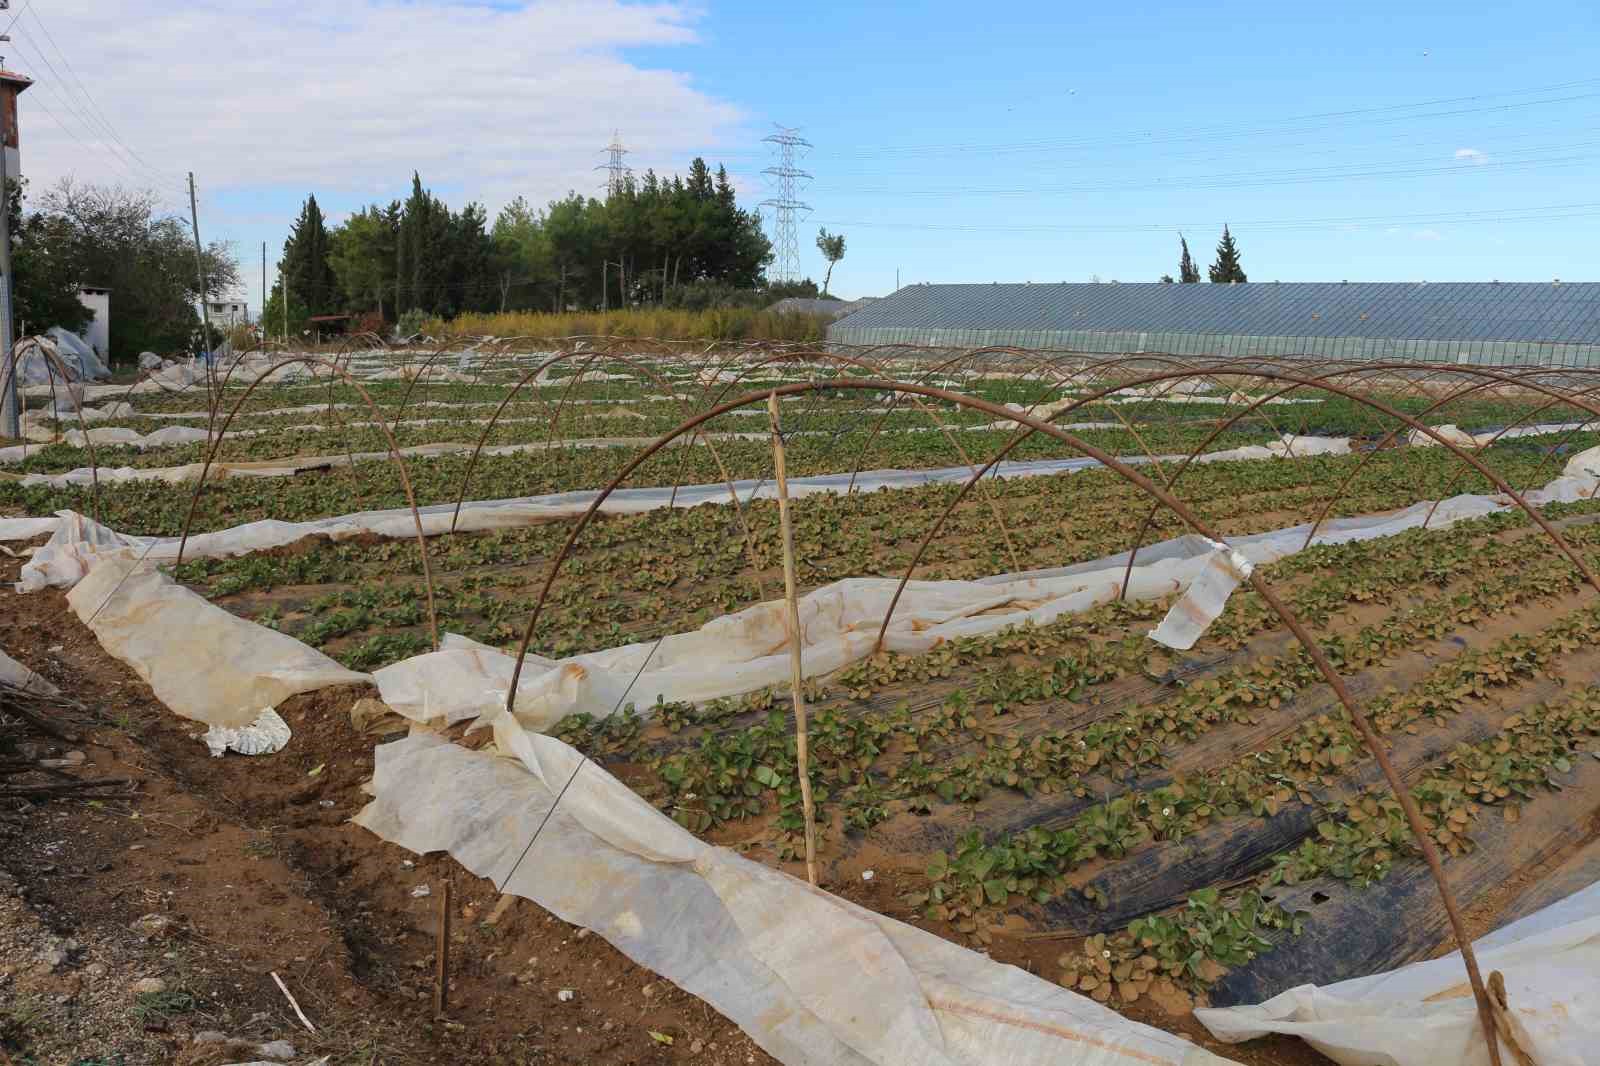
828, 280, 1600, 364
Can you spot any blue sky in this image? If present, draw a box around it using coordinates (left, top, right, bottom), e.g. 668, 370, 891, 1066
17, 1, 1600, 313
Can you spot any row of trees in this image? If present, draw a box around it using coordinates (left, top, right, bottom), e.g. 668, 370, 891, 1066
267, 160, 783, 333
1161, 227, 1247, 284
11, 178, 238, 362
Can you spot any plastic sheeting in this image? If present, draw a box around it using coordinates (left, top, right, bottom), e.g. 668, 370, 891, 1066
366, 484, 1532, 732
355, 730, 1233, 1066
1194, 880, 1600, 1066
9, 438, 1348, 593
64, 552, 369, 729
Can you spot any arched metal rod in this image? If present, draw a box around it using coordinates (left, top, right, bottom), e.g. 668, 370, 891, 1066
173, 355, 439, 650
1093, 364, 1600, 591
1414, 371, 1600, 527
1113, 366, 1391, 598
1296, 365, 1600, 549
445, 347, 772, 602
0, 341, 104, 524
885, 367, 1600, 654
697, 347, 1028, 569
502, 376, 1508, 1065
387, 338, 462, 428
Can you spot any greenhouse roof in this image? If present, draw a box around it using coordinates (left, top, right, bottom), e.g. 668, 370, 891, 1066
829, 282, 1600, 344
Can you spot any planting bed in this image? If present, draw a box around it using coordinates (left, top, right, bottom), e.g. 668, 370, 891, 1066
5, 340, 1600, 1065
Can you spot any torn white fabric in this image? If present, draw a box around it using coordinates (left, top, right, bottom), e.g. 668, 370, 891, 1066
355, 731, 1233, 1066
1194, 879, 1600, 1066
1148, 541, 1255, 650
64, 553, 369, 729
202, 707, 292, 757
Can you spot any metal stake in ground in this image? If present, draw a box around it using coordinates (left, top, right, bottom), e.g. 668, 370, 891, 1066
767, 391, 818, 887
434, 880, 451, 1018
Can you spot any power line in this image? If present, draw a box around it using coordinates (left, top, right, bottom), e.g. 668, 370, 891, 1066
815, 141, 1600, 198
20, 6, 179, 186
5, 34, 178, 193
813, 200, 1600, 235
713, 77, 1600, 162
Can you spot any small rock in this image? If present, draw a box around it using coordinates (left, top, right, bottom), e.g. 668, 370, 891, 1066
130, 976, 166, 996
252, 1039, 296, 1060
861, 869, 875, 881
192, 1031, 229, 1044
575, 928, 590, 940
62, 750, 85, 763
691, 1038, 705, 1054
410, 884, 430, 898
39, 945, 68, 970
642, 983, 656, 998
318, 799, 334, 808
85, 963, 107, 978
556, 989, 575, 1003
132, 913, 176, 939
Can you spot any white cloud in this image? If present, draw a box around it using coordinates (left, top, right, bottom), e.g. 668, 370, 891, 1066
8, 2, 745, 212
1454, 147, 1489, 165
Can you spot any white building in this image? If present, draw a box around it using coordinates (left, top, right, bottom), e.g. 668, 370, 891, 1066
205, 299, 249, 327
77, 286, 110, 358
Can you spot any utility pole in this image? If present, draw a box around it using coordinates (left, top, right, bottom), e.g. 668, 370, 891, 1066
0, 15, 26, 439
760, 125, 813, 285
0, 94, 15, 440
188, 173, 214, 364
261, 242, 266, 338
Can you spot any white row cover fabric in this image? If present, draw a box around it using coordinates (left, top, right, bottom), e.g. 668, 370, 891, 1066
1195, 879, 1600, 1066
64, 553, 369, 729
355, 730, 1232, 1066
8, 439, 1354, 592
365, 485, 1516, 732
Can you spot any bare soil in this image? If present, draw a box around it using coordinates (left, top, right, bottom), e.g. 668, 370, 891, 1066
0, 547, 1329, 1065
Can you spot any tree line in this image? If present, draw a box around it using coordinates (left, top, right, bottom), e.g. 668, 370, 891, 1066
1160, 226, 1247, 284
267, 159, 791, 335
10, 178, 239, 363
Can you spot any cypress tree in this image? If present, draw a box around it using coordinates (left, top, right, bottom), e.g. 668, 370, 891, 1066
1207, 225, 1247, 283
1178, 234, 1200, 283
282, 195, 339, 315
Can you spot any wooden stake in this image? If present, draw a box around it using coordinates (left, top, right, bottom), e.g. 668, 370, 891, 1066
433, 880, 451, 1018
767, 393, 818, 887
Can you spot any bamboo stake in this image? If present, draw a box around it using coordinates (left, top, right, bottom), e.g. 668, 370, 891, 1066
433, 880, 451, 1017
767, 392, 818, 887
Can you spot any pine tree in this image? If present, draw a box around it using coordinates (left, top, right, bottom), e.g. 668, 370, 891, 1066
1178, 234, 1200, 283
1207, 226, 1247, 283
282, 195, 339, 315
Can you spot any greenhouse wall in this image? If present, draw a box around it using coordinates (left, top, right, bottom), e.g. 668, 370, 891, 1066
825, 326, 1600, 366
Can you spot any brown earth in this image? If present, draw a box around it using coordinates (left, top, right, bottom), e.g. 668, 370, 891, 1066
0, 543, 1332, 1066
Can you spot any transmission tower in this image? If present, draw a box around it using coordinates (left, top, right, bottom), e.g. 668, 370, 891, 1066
760, 125, 812, 284
596, 130, 631, 199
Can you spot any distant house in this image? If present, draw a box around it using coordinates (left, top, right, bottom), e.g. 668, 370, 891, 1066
76, 286, 110, 357
205, 299, 249, 326
768, 296, 877, 319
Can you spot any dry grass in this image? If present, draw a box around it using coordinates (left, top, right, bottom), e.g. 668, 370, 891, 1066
432, 306, 833, 343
